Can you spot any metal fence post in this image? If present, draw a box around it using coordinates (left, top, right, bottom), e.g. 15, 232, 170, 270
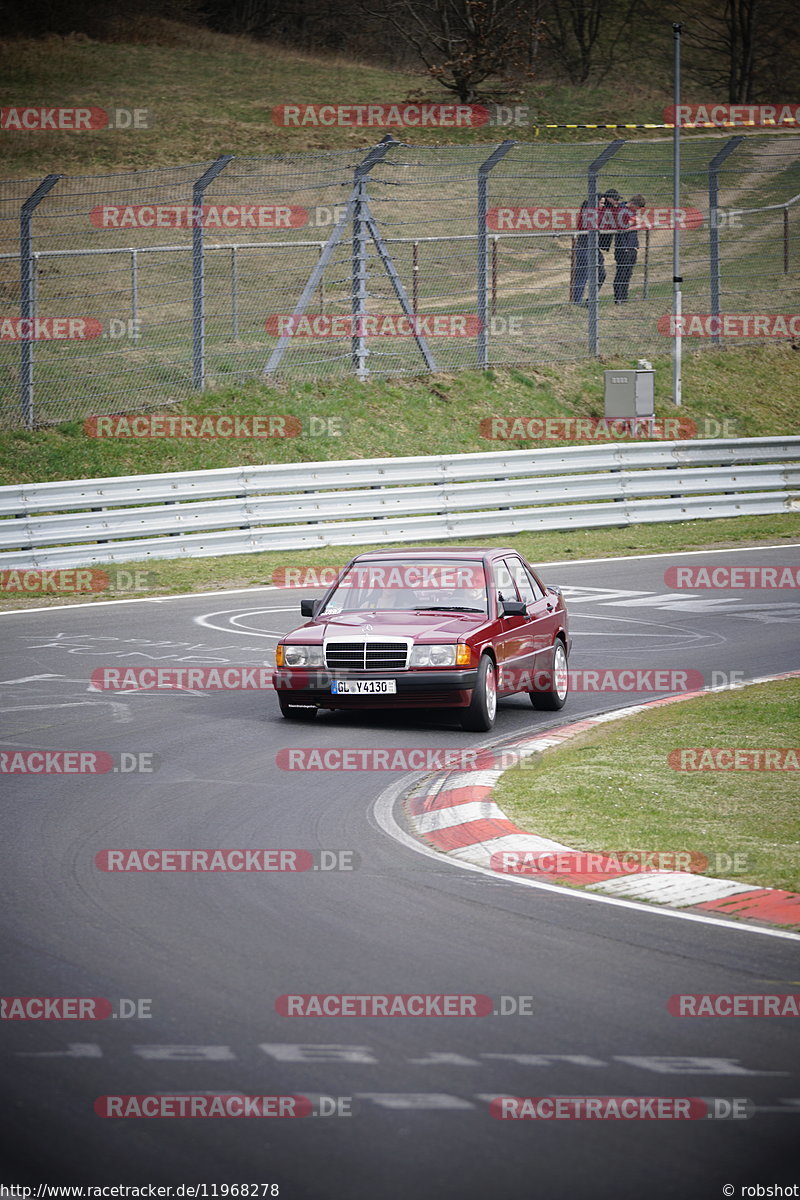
351, 174, 370, 379
708, 137, 743, 346
477, 141, 515, 369
412, 240, 419, 312
230, 245, 239, 337
130, 249, 139, 331
192, 155, 233, 389
587, 140, 625, 356
19, 173, 62, 428
351, 135, 399, 380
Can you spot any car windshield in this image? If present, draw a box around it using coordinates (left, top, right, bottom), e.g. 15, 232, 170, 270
318, 559, 489, 616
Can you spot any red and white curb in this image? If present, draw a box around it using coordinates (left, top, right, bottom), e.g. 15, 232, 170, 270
402, 671, 800, 929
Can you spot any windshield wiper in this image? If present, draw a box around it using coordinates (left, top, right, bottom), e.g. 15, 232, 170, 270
411, 606, 485, 613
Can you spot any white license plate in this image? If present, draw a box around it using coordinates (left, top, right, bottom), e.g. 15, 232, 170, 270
331, 679, 397, 695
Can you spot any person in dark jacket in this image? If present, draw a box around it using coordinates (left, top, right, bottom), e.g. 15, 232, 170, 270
571, 189, 621, 305
613, 193, 646, 303
598, 187, 622, 254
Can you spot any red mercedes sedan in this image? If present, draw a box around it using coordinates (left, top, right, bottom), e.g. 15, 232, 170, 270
273, 546, 570, 731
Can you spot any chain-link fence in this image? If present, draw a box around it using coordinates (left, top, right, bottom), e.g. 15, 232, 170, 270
1, 134, 798, 427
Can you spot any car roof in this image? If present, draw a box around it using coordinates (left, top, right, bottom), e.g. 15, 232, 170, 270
349, 547, 519, 563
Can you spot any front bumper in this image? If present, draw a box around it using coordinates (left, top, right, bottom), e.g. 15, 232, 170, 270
272, 667, 479, 709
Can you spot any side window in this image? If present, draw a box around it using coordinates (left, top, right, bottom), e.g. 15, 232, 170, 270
525, 567, 546, 602
505, 558, 535, 606
493, 560, 518, 605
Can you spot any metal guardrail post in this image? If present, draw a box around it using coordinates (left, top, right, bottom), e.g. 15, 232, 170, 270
587, 140, 625, 356
192, 155, 234, 390
477, 141, 515, 369
19, 174, 62, 428
708, 137, 744, 346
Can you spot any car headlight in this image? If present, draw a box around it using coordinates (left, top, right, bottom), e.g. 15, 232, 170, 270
280, 644, 324, 668
410, 644, 457, 667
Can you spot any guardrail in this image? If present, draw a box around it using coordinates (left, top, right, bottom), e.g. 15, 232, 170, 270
1, 437, 798, 569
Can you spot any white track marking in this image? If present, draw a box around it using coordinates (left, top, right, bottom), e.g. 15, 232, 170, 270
0, 674, 63, 684
0, 543, 797, 616
194, 607, 296, 638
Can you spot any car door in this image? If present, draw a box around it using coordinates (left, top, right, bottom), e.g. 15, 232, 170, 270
503, 556, 557, 692
491, 557, 529, 694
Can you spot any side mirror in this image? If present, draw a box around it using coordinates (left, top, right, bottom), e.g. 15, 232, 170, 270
300, 598, 321, 618
502, 599, 526, 616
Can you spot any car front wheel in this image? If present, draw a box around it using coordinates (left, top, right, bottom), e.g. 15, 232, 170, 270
530, 639, 569, 710
460, 655, 497, 732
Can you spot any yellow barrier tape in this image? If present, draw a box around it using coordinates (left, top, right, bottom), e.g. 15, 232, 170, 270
533, 120, 799, 136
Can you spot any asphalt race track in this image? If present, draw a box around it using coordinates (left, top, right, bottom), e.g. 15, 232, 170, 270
1, 544, 799, 1199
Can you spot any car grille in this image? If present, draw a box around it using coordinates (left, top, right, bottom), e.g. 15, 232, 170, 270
325, 641, 408, 671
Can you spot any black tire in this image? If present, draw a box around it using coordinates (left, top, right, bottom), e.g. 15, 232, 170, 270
278, 694, 318, 720
530, 639, 569, 711
460, 655, 497, 732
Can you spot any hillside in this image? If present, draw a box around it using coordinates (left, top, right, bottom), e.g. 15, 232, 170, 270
0, 22, 733, 178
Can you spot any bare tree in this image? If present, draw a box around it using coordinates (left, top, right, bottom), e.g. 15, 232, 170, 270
540, 0, 639, 85
364, 0, 542, 102
679, 0, 760, 102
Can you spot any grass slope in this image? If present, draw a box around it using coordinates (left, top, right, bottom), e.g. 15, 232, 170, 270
493, 678, 800, 895
1, 346, 797, 483
0, 24, 694, 177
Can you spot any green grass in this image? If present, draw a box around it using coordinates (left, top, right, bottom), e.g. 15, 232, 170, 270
2, 25, 797, 424
0, 25, 728, 178
2, 510, 798, 611
494, 677, 800, 895
1, 345, 798, 482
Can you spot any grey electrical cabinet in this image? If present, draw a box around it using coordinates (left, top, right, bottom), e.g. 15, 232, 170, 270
603, 369, 655, 419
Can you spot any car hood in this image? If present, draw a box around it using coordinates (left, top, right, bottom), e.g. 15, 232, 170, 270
300, 610, 485, 641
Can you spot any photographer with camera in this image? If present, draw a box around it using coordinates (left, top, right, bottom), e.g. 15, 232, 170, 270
571, 189, 621, 306
613, 193, 646, 303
